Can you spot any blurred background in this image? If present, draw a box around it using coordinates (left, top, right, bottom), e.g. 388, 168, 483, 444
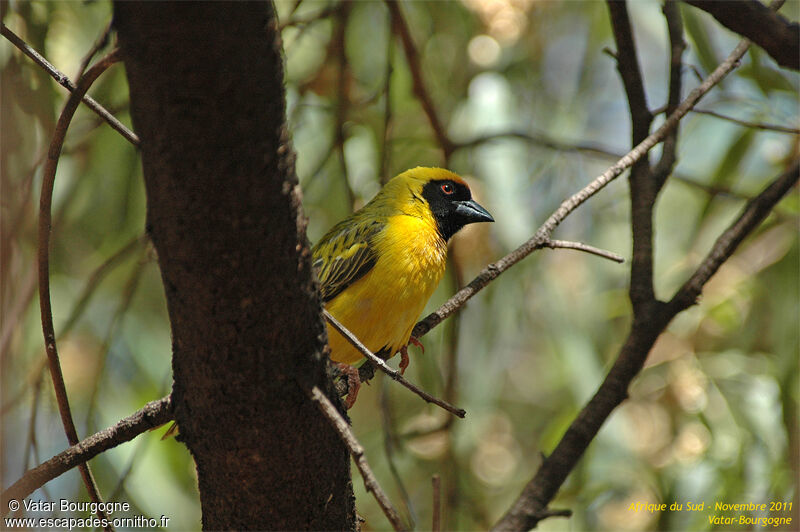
2, 1, 797, 530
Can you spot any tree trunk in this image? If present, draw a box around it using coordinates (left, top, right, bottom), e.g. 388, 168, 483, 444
113, 2, 356, 529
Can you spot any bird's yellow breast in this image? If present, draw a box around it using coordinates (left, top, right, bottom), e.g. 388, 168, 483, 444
325, 214, 447, 365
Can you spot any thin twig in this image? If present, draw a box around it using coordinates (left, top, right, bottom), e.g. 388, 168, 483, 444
668, 159, 799, 313
672, 173, 751, 200
452, 129, 766, 203
453, 130, 620, 159
22, 375, 45, 473
1, 149, 100, 366
491, 18, 786, 527
300, 140, 336, 189
379, 377, 416, 527
306, 385, 406, 532
432, 474, 442, 532
62, 235, 146, 340
545, 240, 625, 263
323, 309, 466, 418
412, 29, 753, 341
0, 268, 37, 364
108, 436, 149, 502
0, 24, 140, 146
380, 15, 395, 182
37, 48, 122, 529
385, 0, 453, 161
1, 396, 172, 512
75, 18, 114, 79
690, 108, 800, 135
333, 2, 356, 209
491, 159, 799, 532
1, 236, 144, 420
85, 259, 147, 431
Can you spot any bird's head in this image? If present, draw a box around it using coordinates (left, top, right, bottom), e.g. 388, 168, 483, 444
386, 167, 494, 241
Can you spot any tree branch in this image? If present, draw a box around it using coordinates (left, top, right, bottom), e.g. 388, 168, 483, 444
690, 108, 800, 135
653, 0, 686, 186
491, 159, 798, 531
490, 26, 794, 528
684, 0, 799, 70
413, 31, 749, 340
545, 240, 625, 263
1, 396, 172, 514
668, 158, 799, 313
306, 385, 406, 532
115, 2, 355, 527
607, 1, 653, 144
333, 1, 356, 208
379, 379, 416, 527
453, 130, 619, 159
608, 0, 659, 309
431, 474, 441, 532
323, 310, 466, 418
385, 0, 454, 161
37, 49, 122, 529
0, 24, 140, 146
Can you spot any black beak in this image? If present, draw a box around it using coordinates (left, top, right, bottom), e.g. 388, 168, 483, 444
454, 199, 494, 224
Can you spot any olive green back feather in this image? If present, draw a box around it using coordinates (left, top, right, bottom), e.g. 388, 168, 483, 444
312, 216, 384, 302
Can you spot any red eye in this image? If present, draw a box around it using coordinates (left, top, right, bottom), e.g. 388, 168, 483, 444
441, 182, 454, 195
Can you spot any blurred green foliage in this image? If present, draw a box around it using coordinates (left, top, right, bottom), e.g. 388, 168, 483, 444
2, 1, 797, 531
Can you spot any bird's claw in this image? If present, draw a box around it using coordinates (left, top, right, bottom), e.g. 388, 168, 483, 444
408, 336, 424, 354
399, 346, 410, 375
335, 362, 361, 408
398, 336, 424, 375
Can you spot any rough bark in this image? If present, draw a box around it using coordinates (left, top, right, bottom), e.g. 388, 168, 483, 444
113, 2, 356, 529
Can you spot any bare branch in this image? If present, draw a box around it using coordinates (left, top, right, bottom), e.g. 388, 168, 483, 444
668, 158, 799, 313
75, 19, 114, 80
379, 18, 395, 182
492, 22, 769, 532
608, 1, 653, 144
1, 396, 172, 513
323, 310, 466, 418
306, 385, 406, 532
453, 130, 620, 159
545, 240, 625, 263
492, 159, 798, 532
385, 0, 454, 161
379, 379, 416, 527
653, 0, 687, 186
690, 108, 800, 135
431, 474, 442, 532
37, 49, 122, 528
333, 1, 356, 209
684, 0, 799, 70
0, 24, 140, 146
84, 260, 147, 429
62, 235, 146, 340
413, 20, 751, 341
609, 0, 658, 308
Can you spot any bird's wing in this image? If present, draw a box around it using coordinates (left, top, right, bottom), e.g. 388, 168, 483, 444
313, 219, 384, 303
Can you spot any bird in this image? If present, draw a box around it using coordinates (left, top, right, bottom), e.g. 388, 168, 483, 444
312, 166, 494, 407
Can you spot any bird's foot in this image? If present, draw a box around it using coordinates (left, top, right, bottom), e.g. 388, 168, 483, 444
335, 362, 361, 409
398, 336, 424, 375
399, 346, 410, 375
408, 336, 424, 354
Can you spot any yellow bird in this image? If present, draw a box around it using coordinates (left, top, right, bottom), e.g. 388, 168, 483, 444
312, 167, 493, 407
